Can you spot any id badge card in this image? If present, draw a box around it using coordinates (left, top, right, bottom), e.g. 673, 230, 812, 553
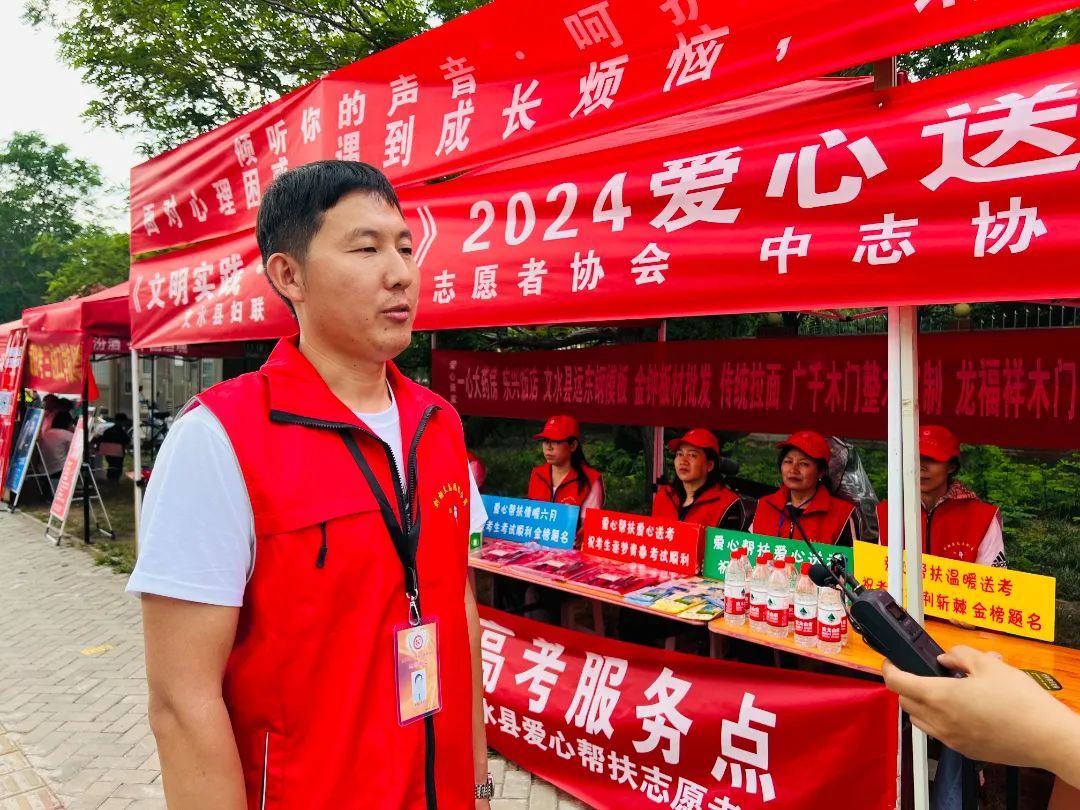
394, 619, 443, 725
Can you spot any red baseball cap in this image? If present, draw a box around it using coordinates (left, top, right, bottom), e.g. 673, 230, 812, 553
776, 430, 831, 462
667, 428, 720, 455
534, 415, 580, 441
920, 425, 961, 462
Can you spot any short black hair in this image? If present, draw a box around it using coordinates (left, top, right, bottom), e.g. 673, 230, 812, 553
52, 411, 73, 431
256, 160, 404, 316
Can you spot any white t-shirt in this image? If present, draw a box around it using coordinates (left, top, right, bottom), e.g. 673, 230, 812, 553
38, 427, 74, 475
127, 391, 487, 607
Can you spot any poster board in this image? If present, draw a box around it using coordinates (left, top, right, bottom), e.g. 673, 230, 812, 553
4, 407, 44, 503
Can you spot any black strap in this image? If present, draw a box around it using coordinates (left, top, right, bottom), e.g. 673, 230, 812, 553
339, 430, 422, 601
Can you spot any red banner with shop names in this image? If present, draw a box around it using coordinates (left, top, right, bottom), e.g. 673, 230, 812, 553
49, 416, 84, 524
479, 606, 898, 809
128, 0, 1080, 256
433, 328, 1080, 450
583, 509, 702, 575
0, 329, 28, 487
407, 46, 1080, 330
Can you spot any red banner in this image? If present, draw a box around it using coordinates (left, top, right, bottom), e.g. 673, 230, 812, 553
584, 509, 702, 575
49, 416, 84, 524
409, 46, 1080, 328
24, 333, 88, 396
0, 329, 28, 487
128, 229, 294, 348
479, 606, 898, 808
433, 328, 1080, 450
128, 0, 1079, 256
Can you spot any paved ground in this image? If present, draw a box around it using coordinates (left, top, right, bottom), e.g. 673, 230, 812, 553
0, 511, 584, 809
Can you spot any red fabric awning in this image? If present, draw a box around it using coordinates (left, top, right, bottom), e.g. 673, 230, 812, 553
22, 282, 130, 341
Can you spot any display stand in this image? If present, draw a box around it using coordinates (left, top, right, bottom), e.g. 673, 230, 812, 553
43, 417, 115, 545
4, 407, 46, 511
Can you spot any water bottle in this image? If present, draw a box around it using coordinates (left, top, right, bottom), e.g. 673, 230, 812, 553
793, 563, 818, 648
817, 585, 844, 654
748, 555, 770, 633
784, 555, 797, 624
723, 549, 747, 626
736, 550, 751, 617
765, 560, 791, 638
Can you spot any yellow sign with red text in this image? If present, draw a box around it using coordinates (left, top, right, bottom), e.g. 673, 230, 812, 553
853, 541, 1056, 643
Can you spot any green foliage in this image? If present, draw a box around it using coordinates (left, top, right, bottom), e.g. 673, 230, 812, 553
0, 132, 109, 320
902, 10, 1079, 80
25, 0, 491, 154
33, 229, 130, 302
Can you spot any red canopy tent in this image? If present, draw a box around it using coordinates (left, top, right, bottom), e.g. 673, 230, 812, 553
0, 320, 22, 342
118, 0, 1080, 806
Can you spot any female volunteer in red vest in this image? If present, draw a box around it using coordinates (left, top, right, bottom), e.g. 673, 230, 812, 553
751, 430, 860, 545
877, 425, 1006, 567
527, 415, 605, 518
653, 429, 746, 530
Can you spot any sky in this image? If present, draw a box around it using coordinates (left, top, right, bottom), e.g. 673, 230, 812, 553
0, 0, 143, 232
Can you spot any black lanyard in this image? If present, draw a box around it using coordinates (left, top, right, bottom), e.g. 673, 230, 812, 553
339, 430, 423, 626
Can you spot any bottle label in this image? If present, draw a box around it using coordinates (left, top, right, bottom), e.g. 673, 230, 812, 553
748, 589, 768, 622
766, 596, 789, 627
794, 617, 817, 636
818, 606, 842, 642
723, 582, 746, 615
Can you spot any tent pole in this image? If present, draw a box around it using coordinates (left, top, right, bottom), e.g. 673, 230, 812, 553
130, 349, 142, 552
652, 320, 667, 492
82, 364, 91, 545
900, 305, 930, 810
887, 309, 904, 600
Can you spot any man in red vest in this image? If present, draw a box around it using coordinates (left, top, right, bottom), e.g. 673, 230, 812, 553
128, 162, 492, 808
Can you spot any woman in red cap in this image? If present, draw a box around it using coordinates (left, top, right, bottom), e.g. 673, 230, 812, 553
527, 415, 605, 516
653, 428, 747, 530
751, 430, 860, 545
877, 425, 1005, 566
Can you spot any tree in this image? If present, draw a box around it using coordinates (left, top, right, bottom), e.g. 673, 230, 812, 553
24, 0, 491, 155
0, 132, 107, 321
902, 10, 1078, 80
33, 229, 130, 303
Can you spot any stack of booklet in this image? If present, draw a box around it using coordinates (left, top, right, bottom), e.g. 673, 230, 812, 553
624, 577, 726, 620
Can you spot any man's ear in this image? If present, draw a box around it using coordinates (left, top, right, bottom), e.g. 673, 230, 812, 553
265, 252, 305, 309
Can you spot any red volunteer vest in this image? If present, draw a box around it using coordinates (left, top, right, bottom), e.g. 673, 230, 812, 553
876, 498, 998, 563
527, 463, 603, 507
197, 337, 474, 810
750, 486, 857, 545
652, 483, 744, 529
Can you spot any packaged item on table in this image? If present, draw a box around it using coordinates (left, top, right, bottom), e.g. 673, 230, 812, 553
475, 540, 544, 567
677, 595, 725, 621
511, 550, 595, 581
571, 563, 660, 595
650, 578, 710, 613
623, 581, 686, 606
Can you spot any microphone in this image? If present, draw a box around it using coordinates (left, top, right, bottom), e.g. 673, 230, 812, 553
808, 563, 837, 589
798, 537, 952, 677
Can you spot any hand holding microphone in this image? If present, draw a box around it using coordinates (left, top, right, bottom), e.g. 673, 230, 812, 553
883, 646, 1080, 791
